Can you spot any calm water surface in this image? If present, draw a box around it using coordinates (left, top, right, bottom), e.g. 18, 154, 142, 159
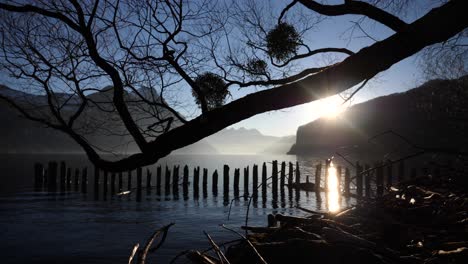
0, 154, 355, 263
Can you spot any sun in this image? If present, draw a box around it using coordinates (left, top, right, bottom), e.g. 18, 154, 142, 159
318, 99, 345, 119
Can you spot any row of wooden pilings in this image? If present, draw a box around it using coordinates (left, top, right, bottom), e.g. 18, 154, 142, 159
33, 159, 432, 200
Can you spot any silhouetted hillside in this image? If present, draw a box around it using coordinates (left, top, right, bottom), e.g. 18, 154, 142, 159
289, 76, 468, 156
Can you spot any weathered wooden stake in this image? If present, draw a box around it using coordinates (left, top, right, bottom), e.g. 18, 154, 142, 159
212, 170, 218, 195
243, 166, 249, 196
93, 166, 99, 198
146, 169, 152, 189
364, 164, 371, 198
288, 162, 293, 187
252, 164, 258, 197
118, 172, 123, 192
295, 161, 300, 184
280, 162, 286, 188
356, 162, 363, 197
74, 168, 80, 191
60, 161, 66, 192
203, 168, 208, 197
172, 165, 179, 196
344, 167, 351, 195
34, 163, 43, 190
111, 172, 116, 194
81, 167, 87, 193
193, 167, 200, 198
324, 160, 330, 191
234, 168, 240, 197
337, 166, 342, 193
103, 171, 108, 197
128, 170, 133, 190
66, 168, 72, 190
223, 165, 230, 195
165, 166, 171, 195
156, 166, 162, 195
272, 160, 278, 197
261, 162, 267, 197
315, 164, 322, 192
376, 163, 384, 197
183, 165, 189, 200
137, 167, 142, 199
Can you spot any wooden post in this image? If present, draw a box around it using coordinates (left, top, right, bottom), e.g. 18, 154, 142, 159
118, 172, 123, 192
272, 160, 278, 197
376, 163, 384, 197
386, 162, 393, 188
288, 162, 293, 187
93, 166, 99, 199
252, 164, 258, 197
337, 166, 342, 193
81, 167, 87, 193
172, 165, 179, 196
128, 170, 133, 190
165, 166, 171, 195
280, 162, 286, 188
103, 170, 108, 198
344, 167, 351, 195
183, 165, 189, 200
60, 161, 66, 192
203, 168, 208, 197
193, 167, 200, 198
212, 170, 218, 195
261, 162, 267, 198
295, 161, 300, 184
74, 168, 80, 191
234, 168, 240, 197
223, 165, 230, 195
356, 162, 363, 197
243, 166, 249, 196
156, 166, 162, 195
364, 164, 371, 198
315, 164, 322, 192
111, 172, 116, 194
324, 160, 330, 191
34, 163, 43, 191
146, 169, 152, 189
398, 160, 405, 183
66, 168, 72, 190
136, 167, 142, 200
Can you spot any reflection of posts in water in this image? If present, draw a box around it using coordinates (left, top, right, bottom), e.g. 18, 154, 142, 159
252, 164, 258, 198
261, 162, 267, 199
156, 166, 161, 195
118, 172, 123, 193
272, 161, 278, 200
243, 166, 249, 199
233, 168, 240, 198
203, 168, 208, 198
223, 165, 229, 195
193, 167, 200, 199
356, 162, 363, 197
93, 166, 99, 199
212, 170, 218, 196
165, 166, 170, 195
81, 167, 87, 194
60, 161, 66, 192
34, 163, 43, 191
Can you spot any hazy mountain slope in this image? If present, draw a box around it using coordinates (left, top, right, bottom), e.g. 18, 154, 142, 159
289, 76, 468, 155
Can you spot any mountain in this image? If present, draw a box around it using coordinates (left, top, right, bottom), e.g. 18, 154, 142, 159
288, 76, 468, 156
204, 127, 295, 154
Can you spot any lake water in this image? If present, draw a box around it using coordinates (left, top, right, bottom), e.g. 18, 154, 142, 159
0, 154, 356, 263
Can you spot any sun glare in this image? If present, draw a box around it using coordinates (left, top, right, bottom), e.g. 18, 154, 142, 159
319, 100, 345, 119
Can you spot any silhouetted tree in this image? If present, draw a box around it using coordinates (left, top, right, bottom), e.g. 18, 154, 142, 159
0, 0, 467, 171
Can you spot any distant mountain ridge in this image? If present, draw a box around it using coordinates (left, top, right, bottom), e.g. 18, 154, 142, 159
289, 76, 468, 155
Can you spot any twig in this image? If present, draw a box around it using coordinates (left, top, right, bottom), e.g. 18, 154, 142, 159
220, 224, 268, 264
204, 231, 231, 264
129, 243, 139, 264
137, 223, 175, 264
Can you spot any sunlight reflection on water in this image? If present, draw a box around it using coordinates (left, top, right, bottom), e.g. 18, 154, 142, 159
327, 162, 341, 213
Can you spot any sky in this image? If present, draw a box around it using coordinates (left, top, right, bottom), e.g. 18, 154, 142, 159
228, 1, 432, 137
0, 0, 441, 138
